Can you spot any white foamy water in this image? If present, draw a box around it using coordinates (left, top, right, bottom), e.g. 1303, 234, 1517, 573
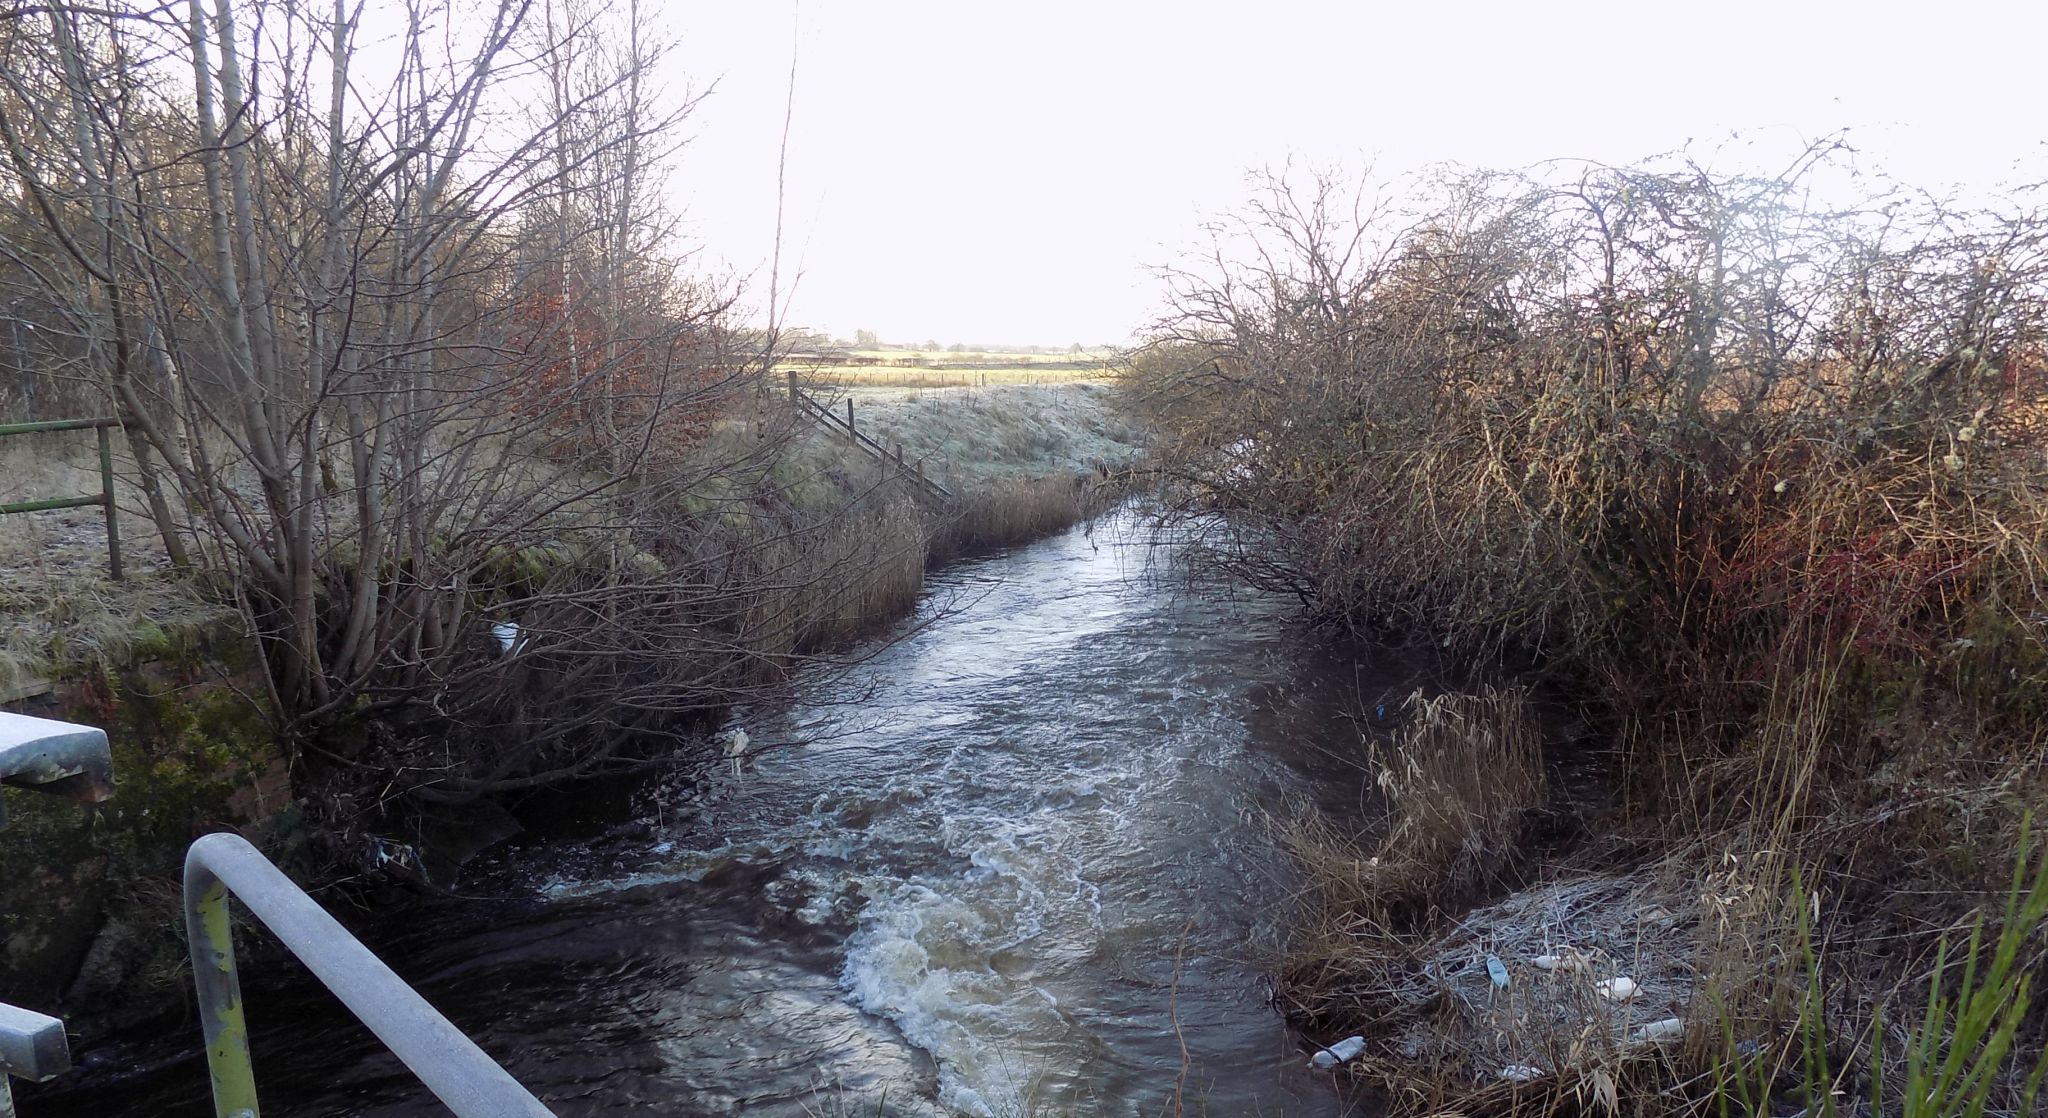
504, 514, 1415, 1115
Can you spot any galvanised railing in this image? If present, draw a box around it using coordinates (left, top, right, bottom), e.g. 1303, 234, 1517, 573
0, 1002, 68, 1118
0, 711, 114, 1115
2, 708, 552, 1116
183, 832, 555, 1117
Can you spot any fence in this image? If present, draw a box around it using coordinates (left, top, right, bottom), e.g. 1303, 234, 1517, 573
784, 373, 956, 504
0, 417, 123, 580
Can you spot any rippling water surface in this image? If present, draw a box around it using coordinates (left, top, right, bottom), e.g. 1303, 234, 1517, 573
38, 514, 1428, 1117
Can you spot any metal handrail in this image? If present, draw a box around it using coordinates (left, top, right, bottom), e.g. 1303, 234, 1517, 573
1, 712, 108, 1114
0, 416, 124, 580
0, 712, 115, 830
0, 1003, 68, 1118
183, 832, 554, 1117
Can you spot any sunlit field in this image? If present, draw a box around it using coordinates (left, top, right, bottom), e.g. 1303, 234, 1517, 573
776, 348, 1116, 388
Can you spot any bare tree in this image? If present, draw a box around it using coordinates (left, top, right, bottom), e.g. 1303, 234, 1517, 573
0, 0, 925, 827
1137, 154, 2048, 641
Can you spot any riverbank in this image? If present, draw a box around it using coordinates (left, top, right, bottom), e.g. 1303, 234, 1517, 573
2, 381, 1145, 1053
1127, 160, 2048, 1117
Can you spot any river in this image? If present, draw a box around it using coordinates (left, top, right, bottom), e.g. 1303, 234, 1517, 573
34, 512, 1429, 1117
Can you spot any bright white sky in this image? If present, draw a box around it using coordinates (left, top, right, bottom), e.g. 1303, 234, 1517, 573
661, 0, 2048, 348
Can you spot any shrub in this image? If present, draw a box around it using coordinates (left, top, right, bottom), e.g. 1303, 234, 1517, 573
1140, 152, 2048, 1113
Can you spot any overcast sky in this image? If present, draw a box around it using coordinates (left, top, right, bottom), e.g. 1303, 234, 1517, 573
661, 0, 2048, 348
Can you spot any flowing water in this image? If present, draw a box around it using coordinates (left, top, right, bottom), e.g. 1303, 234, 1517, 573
34, 514, 1433, 1117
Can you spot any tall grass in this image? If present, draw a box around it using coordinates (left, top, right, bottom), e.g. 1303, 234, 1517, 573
1281, 687, 1545, 1022
1718, 827, 2048, 1118
928, 472, 1118, 562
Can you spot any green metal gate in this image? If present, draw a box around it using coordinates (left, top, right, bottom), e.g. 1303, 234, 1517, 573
0, 417, 123, 580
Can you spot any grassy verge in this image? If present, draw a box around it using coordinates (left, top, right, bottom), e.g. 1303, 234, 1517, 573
1130, 156, 2048, 1116
784, 381, 1143, 559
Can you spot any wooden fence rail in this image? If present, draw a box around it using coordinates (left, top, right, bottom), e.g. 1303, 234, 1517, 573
785, 373, 955, 504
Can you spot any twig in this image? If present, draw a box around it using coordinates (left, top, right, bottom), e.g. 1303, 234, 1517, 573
1170, 917, 1194, 1118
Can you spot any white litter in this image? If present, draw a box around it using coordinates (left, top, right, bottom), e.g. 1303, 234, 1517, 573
1596, 976, 1640, 1002
723, 727, 750, 777
1531, 948, 1588, 973
1632, 1017, 1685, 1044
1308, 1035, 1366, 1069
1500, 1064, 1545, 1082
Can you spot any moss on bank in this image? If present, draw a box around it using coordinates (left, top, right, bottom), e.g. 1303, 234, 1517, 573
2, 628, 285, 1036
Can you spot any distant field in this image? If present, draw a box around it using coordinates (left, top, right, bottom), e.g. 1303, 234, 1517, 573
799, 366, 1111, 388
800, 381, 1145, 485
841, 347, 1112, 366
776, 348, 1117, 388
